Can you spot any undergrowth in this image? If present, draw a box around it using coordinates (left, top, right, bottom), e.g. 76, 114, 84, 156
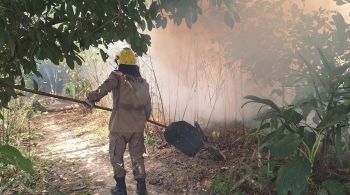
0, 96, 49, 194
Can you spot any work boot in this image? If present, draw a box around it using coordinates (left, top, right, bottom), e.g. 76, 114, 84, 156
136, 178, 147, 195
111, 176, 127, 195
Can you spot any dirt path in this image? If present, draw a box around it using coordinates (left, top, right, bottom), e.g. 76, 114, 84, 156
34, 106, 170, 194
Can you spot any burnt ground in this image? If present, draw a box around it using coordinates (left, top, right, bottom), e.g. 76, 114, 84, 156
28, 100, 252, 195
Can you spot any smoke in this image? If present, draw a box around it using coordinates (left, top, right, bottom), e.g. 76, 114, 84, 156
148, 15, 261, 126
146, 0, 350, 127
71, 0, 350, 128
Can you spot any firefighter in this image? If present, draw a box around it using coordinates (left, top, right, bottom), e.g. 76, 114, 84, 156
85, 48, 151, 195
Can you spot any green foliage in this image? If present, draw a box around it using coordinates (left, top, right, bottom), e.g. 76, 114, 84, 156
209, 0, 240, 27
258, 164, 274, 183
218, 0, 350, 88
266, 133, 302, 160
316, 105, 348, 129
145, 135, 156, 146
0, 145, 33, 174
243, 48, 350, 194
0, 96, 38, 193
0, 96, 83, 193
275, 156, 311, 195
210, 173, 236, 195
0, 0, 205, 108
62, 82, 76, 97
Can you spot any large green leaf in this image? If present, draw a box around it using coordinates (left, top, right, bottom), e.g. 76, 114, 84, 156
276, 156, 311, 195
65, 55, 75, 69
281, 109, 303, 124
0, 145, 33, 174
267, 133, 302, 160
322, 179, 346, 195
317, 105, 349, 129
259, 131, 285, 152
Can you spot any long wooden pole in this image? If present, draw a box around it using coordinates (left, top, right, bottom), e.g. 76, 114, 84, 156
0, 80, 167, 128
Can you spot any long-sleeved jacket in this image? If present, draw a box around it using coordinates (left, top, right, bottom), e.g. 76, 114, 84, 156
87, 71, 152, 132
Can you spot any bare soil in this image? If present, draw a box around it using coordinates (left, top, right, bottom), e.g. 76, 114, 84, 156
31, 100, 249, 195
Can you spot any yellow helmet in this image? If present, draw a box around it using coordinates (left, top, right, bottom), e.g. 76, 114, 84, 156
115, 48, 137, 65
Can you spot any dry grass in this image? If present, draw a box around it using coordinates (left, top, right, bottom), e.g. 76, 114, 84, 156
28, 107, 259, 194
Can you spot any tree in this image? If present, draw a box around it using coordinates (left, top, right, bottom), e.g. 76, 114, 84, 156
0, 0, 204, 109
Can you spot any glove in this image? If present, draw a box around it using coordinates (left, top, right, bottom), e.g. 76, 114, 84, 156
84, 99, 95, 108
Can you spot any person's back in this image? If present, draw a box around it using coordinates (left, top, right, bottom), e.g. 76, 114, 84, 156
86, 48, 151, 195
108, 71, 151, 133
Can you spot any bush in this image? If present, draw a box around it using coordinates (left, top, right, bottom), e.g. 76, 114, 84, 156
242, 49, 350, 195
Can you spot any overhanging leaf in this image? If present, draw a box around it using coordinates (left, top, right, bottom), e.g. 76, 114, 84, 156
243, 95, 281, 113
276, 156, 311, 195
149, 1, 159, 18
100, 49, 108, 62
185, 13, 193, 28
65, 55, 75, 69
